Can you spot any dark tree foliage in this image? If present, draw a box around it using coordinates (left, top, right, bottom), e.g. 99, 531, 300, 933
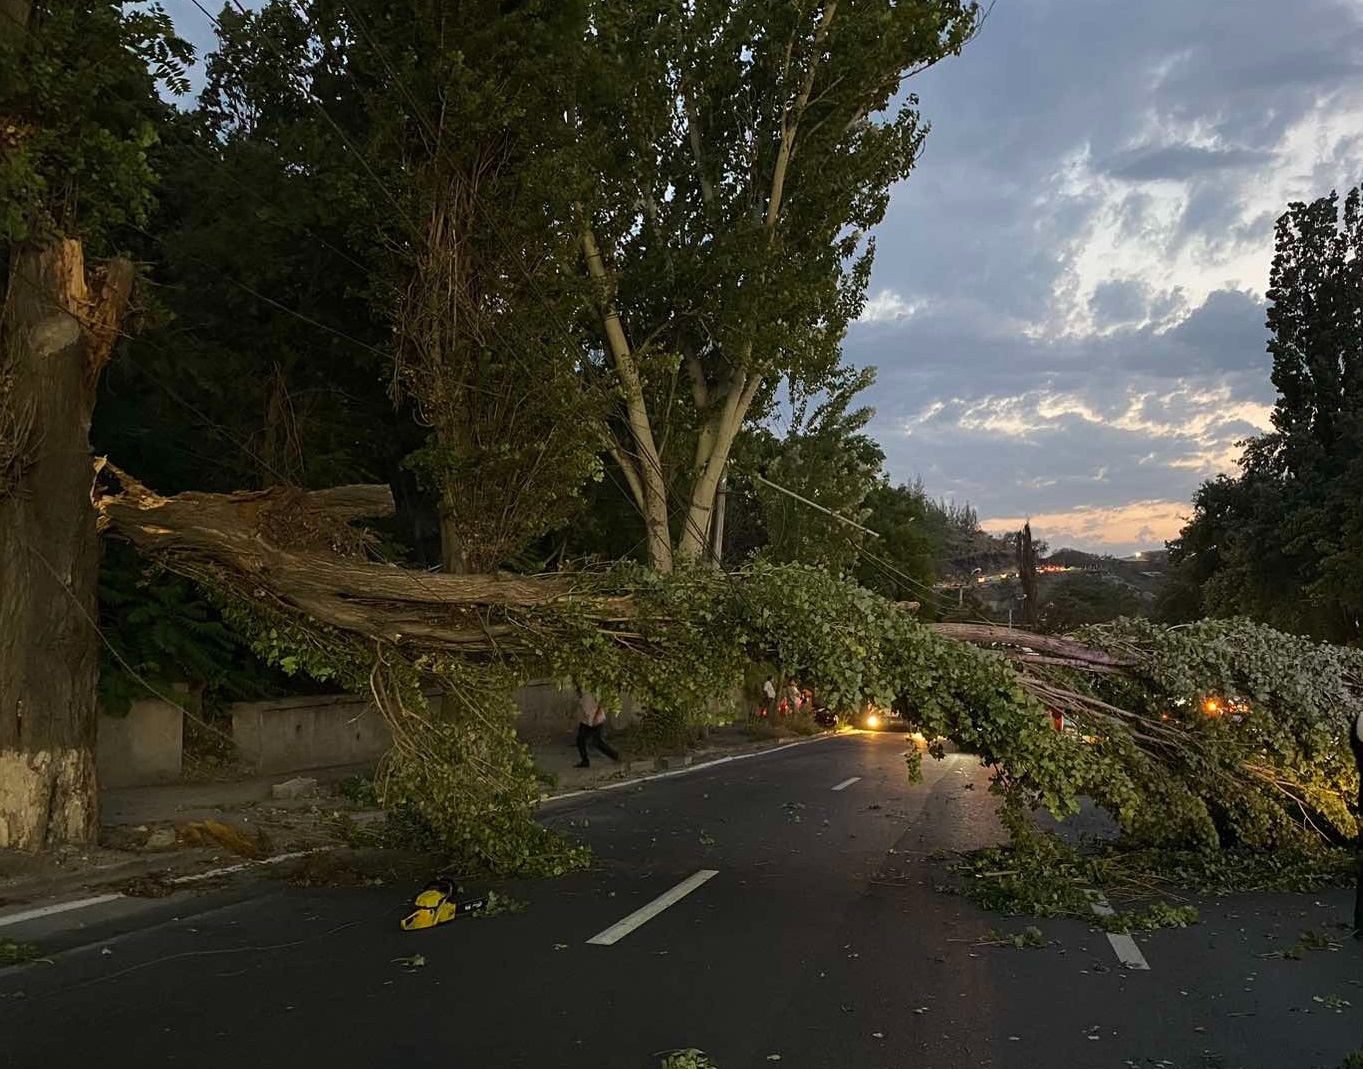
1039, 572, 1142, 634
1166, 186, 1363, 644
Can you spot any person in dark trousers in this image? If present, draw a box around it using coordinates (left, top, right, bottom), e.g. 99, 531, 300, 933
575, 684, 620, 768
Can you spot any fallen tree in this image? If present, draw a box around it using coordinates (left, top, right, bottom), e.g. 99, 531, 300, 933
93, 468, 1362, 874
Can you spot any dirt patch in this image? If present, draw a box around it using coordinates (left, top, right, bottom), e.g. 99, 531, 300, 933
121, 874, 176, 898
284, 852, 376, 889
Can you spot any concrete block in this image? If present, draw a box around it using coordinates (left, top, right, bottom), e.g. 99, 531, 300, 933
97, 697, 183, 788
271, 776, 318, 800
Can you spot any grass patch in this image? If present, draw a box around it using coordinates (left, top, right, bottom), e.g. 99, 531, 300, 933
338, 775, 380, 808
659, 1051, 720, 1069
0, 939, 42, 966
333, 804, 444, 852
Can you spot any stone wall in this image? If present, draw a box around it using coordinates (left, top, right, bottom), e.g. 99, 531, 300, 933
97, 697, 184, 788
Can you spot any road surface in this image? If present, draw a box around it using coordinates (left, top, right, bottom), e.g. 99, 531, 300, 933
2, 733, 1359, 1067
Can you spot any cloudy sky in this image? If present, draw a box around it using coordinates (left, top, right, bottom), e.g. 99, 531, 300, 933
165, 0, 1363, 553
847, 0, 1363, 552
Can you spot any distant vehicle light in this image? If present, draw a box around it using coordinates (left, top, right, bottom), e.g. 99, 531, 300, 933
866, 713, 881, 729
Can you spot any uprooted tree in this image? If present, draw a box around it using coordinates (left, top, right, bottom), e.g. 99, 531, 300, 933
91, 468, 1362, 876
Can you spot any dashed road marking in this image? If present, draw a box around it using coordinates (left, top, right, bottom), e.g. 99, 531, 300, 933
831, 777, 861, 792
1089, 893, 1150, 970
586, 869, 719, 946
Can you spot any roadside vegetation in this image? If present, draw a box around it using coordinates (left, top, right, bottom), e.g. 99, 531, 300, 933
1, 1, 1358, 922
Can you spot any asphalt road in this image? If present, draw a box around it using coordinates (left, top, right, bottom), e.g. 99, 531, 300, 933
2, 733, 1360, 1068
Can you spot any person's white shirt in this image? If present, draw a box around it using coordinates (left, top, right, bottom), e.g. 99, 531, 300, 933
578, 690, 607, 727
762, 679, 776, 700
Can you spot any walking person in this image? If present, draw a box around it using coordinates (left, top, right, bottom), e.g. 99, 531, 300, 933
575, 683, 620, 768
760, 676, 777, 718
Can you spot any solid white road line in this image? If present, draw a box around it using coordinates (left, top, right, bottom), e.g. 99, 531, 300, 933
1088, 893, 1151, 970
167, 848, 320, 885
831, 776, 861, 791
0, 849, 327, 930
0, 893, 125, 929
540, 732, 844, 805
586, 869, 719, 946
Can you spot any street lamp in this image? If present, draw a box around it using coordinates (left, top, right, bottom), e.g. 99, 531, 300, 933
961, 567, 983, 608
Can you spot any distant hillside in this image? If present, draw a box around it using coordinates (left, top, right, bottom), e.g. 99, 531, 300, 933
1043, 546, 1168, 599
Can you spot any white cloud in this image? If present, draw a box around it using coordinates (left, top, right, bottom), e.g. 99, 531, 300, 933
858, 289, 925, 324
1051, 99, 1363, 339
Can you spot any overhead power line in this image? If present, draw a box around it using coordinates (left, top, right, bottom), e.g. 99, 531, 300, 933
752, 473, 883, 540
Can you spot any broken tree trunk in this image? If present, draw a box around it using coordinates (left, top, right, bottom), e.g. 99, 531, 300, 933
94, 470, 1135, 683
0, 241, 133, 850
94, 467, 635, 654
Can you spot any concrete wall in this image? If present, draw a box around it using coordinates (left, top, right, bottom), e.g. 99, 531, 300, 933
227, 680, 633, 773
231, 693, 393, 775
97, 697, 184, 788
95, 680, 666, 783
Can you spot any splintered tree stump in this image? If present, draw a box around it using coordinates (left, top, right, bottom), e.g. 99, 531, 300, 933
1, 241, 133, 850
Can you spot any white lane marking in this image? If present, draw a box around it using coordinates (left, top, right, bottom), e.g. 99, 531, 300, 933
1089, 893, 1150, 970
167, 848, 320, 885
831, 776, 861, 791
0, 849, 326, 929
541, 732, 845, 805
0, 894, 125, 928
586, 869, 719, 946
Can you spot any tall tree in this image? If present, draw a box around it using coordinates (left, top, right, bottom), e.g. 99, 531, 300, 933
575, 0, 981, 570
1167, 185, 1363, 643
340, 0, 605, 573
0, 1, 188, 848
856, 480, 938, 607
203, 0, 607, 575
749, 367, 884, 571
1015, 521, 1039, 629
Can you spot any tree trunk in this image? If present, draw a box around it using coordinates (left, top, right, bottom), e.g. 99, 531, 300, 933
579, 223, 673, 572
709, 466, 727, 569
675, 372, 760, 565
0, 241, 133, 850
438, 486, 469, 574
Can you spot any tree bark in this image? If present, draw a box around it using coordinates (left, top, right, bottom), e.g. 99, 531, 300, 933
674, 370, 761, 564
0, 241, 133, 850
438, 486, 469, 574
